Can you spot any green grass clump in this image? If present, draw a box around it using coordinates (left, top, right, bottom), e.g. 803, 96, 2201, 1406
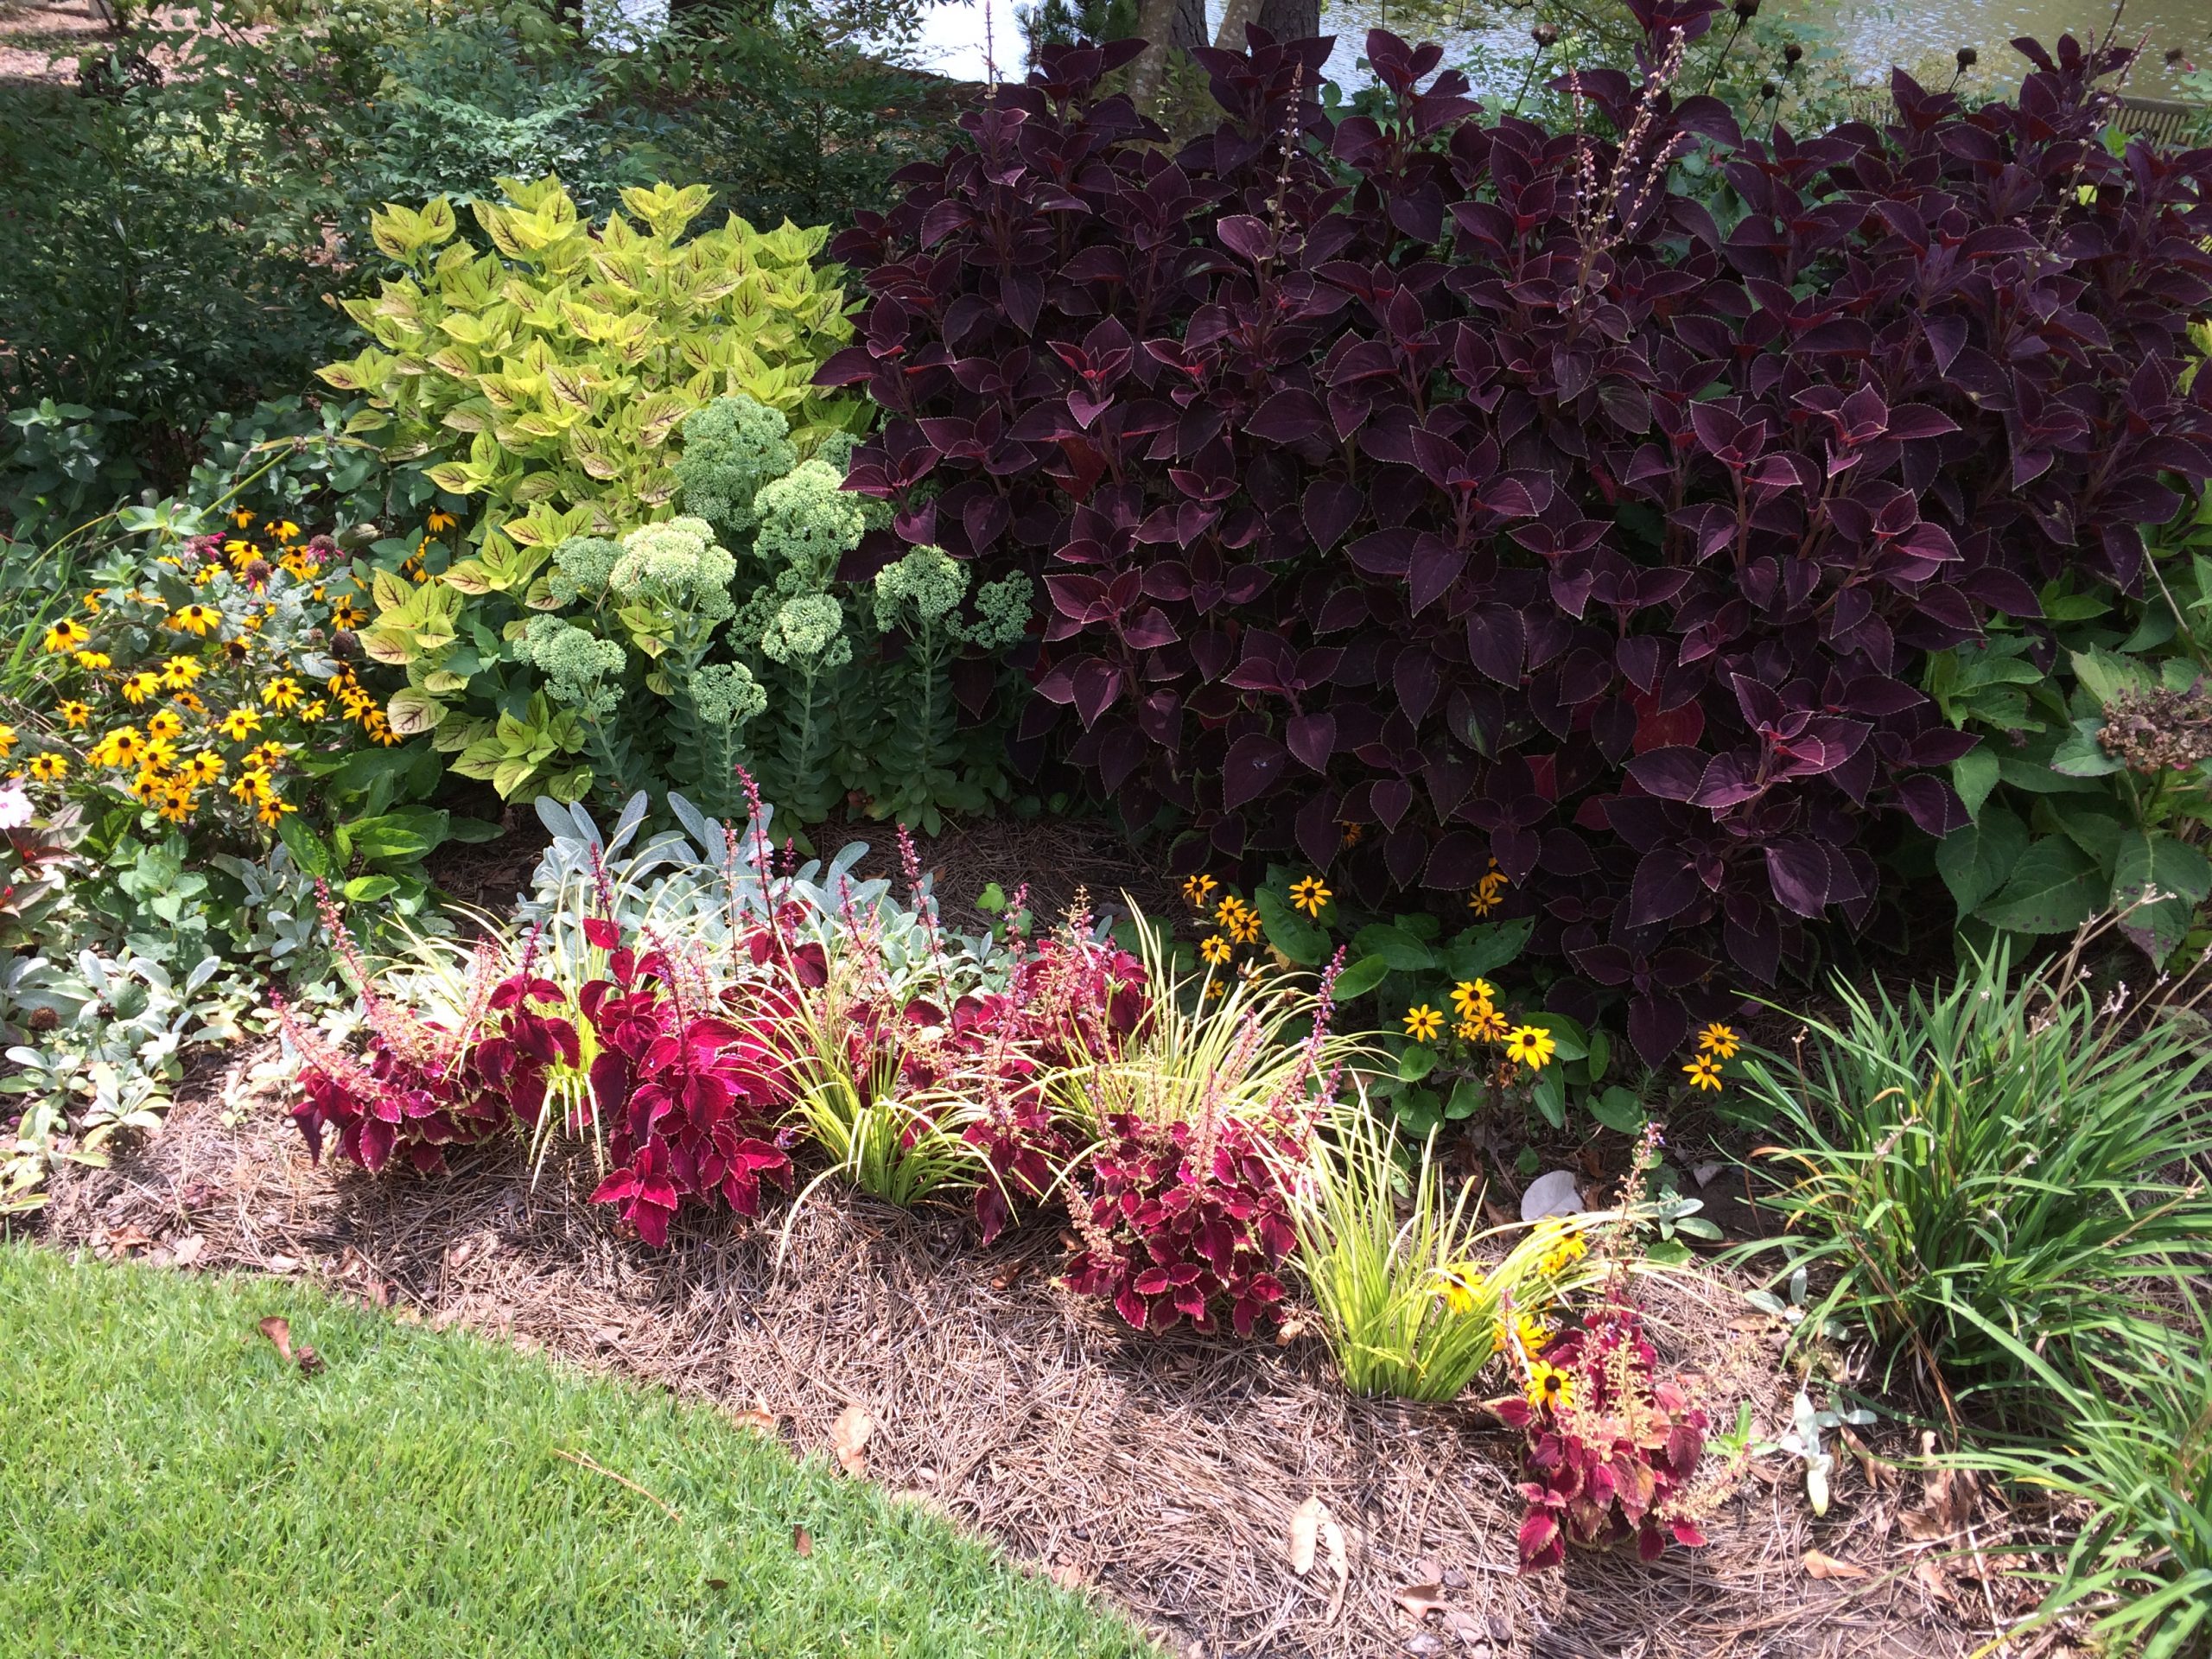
1736, 943, 2212, 1399
0, 1244, 1154, 1659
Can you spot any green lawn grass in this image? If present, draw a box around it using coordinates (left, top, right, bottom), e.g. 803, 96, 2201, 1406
0, 1244, 1153, 1659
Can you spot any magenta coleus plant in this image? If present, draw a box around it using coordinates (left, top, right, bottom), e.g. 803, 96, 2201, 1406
580, 924, 797, 1248
1063, 1110, 1301, 1338
1497, 1303, 1712, 1571
823, 18, 2212, 1059
283, 896, 570, 1175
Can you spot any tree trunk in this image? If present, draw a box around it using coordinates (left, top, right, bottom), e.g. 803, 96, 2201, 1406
1212, 0, 1262, 52
1255, 0, 1319, 42
1128, 0, 1179, 106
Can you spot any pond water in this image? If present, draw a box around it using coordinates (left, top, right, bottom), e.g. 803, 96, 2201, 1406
1315, 0, 2210, 97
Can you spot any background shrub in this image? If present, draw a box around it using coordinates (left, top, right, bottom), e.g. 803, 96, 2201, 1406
824, 20, 2212, 1060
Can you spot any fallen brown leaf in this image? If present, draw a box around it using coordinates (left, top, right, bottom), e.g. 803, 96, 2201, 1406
169, 1233, 207, 1268
731, 1408, 779, 1433
791, 1524, 812, 1557
256, 1315, 322, 1376
1288, 1497, 1325, 1576
1802, 1548, 1868, 1580
1395, 1581, 1452, 1620
831, 1404, 873, 1476
1046, 1560, 1086, 1589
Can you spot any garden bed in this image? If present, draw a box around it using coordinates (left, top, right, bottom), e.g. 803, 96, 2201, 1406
43, 1065, 2011, 1659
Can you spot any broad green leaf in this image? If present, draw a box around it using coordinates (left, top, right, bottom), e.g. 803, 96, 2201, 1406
1974, 836, 2104, 934
2068, 645, 2152, 708
1442, 917, 1534, 982
1952, 747, 2000, 820
1527, 1012, 1588, 1063
1588, 1086, 1644, 1135
1531, 1070, 1567, 1128
2050, 717, 2123, 778
1255, 889, 1330, 967
1936, 802, 2028, 912
2044, 797, 2125, 874
2113, 830, 2212, 963
1397, 1044, 1439, 1083
1351, 924, 1436, 971
1445, 1077, 1484, 1121
1329, 955, 1392, 1001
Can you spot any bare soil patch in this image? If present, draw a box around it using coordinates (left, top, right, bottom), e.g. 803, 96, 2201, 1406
33, 1057, 2016, 1659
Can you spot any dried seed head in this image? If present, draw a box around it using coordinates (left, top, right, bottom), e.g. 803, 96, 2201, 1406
2098, 682, 2212, 775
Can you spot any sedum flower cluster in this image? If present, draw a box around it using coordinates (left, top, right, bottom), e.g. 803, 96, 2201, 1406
518, 391, 1037, 830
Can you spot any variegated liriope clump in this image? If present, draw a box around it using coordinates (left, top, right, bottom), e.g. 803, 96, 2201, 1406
517, 393, 1035, 831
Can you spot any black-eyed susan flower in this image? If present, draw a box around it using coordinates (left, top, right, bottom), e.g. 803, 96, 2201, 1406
119, 671, 162, 706
1403, 1004, 1444, 1043
41, 619, 89, 654
1226, 906, 1262, 944
1181, 873, 1217, 909
271, 519, 301, 543
1682, 1054, 1724, 1092
245, 741, 288, 770
73, 649, 111, 670
1497, 1306, 1554, 1359
146, 710, 183, 743
261, 676, 303, 712
427, 509, 455, 532
1437, 1262, 1486, 1314
56, 700, 91, 729
299, 699, 327, 721
230, 506, 255, 529
327, 595, 366, 630
27, 753, 67, 783
182, 750, 224, 785
1503, 1025, 1556, 1071
169, 604, 218, 636
1524, 1360, 1574, 1412
1696, 1022, 1740, 1059
161, 654, 203, 689
255, 794, 296, 828
1339, 820, 1364, 847
0, 724, 16, 759
1214, 893, 1248, 929
1459, 1005, 1510, 1045
1450, 978, 1497, 1020
1288, 874, 1331, 918
81, 588, 105, 613
171, 690, 205, 714
87, 727, 144, 769
1198, 933, 1231, 966
1535, 1225, 1587, 1275
216, 707, 262, 741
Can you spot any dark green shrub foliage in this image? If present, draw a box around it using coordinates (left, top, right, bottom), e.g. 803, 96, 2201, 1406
823, 17, 2212, 1061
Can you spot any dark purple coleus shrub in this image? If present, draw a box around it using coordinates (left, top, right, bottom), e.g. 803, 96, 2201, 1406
823, 22, 2212, 1058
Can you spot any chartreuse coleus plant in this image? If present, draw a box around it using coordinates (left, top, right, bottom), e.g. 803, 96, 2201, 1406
320, 176, 858, 566
316, 179, 874, 808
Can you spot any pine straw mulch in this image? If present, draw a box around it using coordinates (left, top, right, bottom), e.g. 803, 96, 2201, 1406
31, 1054, 2045, 1659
